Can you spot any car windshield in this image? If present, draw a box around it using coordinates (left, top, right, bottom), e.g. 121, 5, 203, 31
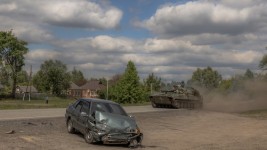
91, 102, 127, 116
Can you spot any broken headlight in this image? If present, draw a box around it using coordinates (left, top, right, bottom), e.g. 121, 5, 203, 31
127, 126, 141, 134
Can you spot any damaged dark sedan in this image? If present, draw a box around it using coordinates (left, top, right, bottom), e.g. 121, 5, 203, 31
65, 98, 143, 147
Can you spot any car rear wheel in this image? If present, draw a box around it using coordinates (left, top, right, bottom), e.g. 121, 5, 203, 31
67, 119, 75, 134
84, 130, 94, 144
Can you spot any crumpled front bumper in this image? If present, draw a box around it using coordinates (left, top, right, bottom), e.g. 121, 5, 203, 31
93, 131, 143, 145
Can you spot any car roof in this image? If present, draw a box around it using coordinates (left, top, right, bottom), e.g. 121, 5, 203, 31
79, 98, 119, 105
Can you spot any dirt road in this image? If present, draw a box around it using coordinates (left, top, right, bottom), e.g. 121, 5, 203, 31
1, 109, 267, 150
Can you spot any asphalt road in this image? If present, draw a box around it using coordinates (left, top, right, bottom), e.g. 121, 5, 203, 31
0, 105, 172, 121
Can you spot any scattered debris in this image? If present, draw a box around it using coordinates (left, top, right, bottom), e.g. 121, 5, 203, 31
41, 122, 47, 125
22, 122, 37, 126
5, 130, 15, 134
27, 122, 37, 126
20, 136, 38, 143
41, 122, 53, 126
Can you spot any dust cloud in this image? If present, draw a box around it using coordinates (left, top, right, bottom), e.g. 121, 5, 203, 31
199, 80, 267, 113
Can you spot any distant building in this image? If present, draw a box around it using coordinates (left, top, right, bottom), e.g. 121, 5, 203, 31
68, 80, 105, 98
68, 82, 82, 98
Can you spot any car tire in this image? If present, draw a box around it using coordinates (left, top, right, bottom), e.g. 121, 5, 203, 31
84, 130, 94, 144
67, 119, 75, 134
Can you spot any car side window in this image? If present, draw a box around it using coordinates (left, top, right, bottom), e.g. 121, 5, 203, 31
72, 100, 79, 107
81, 101, 90, 114
90, 102, 107, 117
90, 102, 96, 116
75, 101, 83, 112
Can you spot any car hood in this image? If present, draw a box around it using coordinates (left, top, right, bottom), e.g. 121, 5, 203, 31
95, 111, 137, 132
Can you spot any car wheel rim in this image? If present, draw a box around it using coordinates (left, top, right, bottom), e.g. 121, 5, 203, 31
86, 132, 92, 141
129, 139, 138, 148
67, 121, 72, 132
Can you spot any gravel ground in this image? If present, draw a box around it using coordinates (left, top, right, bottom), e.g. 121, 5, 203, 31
1, 109, 267, 150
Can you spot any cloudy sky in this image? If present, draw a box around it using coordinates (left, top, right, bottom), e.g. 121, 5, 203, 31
1, 0, 267, 82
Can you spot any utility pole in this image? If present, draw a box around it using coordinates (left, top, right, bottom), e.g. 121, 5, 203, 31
25, 65, 32, 101
29, 65, 32, 101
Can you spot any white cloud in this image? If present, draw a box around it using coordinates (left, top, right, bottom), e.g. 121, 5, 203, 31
53, 35, 136, 53
0, 16, 54, 43
41, 0, 122, 29
121, 53, 169, 66
139, 1, 267, 37
0, 0, 123, 44
25, 49, 60, 61
180, 33, 259, 46
143, 38, 211, 53
0, 2, 17, 12
90, 36, 135, 52
212, 50, 261, 65
219, 0, 263, 8
0, 0, 122, 30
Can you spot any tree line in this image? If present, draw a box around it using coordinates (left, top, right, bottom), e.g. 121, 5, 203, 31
1, 30, 267, 103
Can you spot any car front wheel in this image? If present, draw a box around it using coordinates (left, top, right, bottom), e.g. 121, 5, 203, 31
84, 130, 94, 144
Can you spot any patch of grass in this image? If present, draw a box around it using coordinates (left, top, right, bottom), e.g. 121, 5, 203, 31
240, 109, 267, 119
0, 97, 76, 110
0, 98, 151, 110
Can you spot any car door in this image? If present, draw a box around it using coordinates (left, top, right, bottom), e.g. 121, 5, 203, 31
78, 101, 91, 134
72, 101, 83, 131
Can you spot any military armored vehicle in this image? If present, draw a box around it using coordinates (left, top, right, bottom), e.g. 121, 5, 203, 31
149, 83, 203, 109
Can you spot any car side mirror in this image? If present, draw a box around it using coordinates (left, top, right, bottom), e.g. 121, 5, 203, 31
80, 112, 89, 117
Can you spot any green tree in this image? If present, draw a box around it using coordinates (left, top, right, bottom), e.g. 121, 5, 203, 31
0, 30, 28, 98
190, 66, 222, 89
218, 79, 233, 91
259, 54, 267, 70
33, 60, 70, 96
15, 70, 29, 85
244, 69, 254, 79
98, 74, 122, 99
98, 77, 107, 85
109, 61, 144, 104
0, 66, 11, 86
70, 67, 85, 84
143, 73, 162, 92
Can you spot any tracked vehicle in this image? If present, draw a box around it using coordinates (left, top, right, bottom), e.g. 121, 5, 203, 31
149, 84, 203, 109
